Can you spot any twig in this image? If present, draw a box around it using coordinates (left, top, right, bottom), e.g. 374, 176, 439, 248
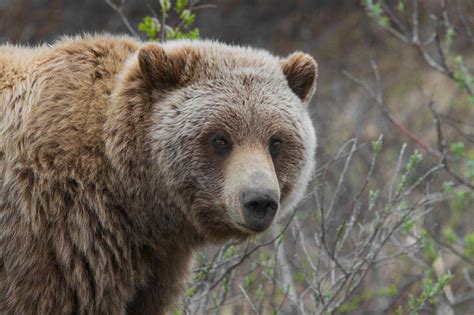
343, 67, 440, 158
428, 100, 474, 189
238, 285, 259, 314
105, 0, 139, 37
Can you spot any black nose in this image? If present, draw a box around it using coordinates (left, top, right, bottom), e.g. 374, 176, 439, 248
242, 190, 279, 232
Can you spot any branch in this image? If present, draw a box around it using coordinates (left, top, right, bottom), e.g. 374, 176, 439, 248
428, 100, 474, 189
105, 0, 139, 38
343, 64, 440, 158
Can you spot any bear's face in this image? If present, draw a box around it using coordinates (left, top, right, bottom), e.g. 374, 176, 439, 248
139, 42, 317, 241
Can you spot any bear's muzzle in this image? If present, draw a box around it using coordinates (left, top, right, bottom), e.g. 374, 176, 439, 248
241, 189, 279, 231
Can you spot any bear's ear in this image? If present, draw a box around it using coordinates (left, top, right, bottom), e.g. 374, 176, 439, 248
138, 44, 194, 89
281, 52, 318, 105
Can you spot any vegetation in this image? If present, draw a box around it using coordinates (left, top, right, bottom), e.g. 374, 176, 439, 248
106, 0, 202, 41
104, 1, 474, 313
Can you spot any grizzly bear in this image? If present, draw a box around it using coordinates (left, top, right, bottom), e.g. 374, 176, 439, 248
0, 34, 318, 314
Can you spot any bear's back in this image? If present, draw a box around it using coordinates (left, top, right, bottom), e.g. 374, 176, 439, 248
0, 35, 143, 314
0, 45, 47, 92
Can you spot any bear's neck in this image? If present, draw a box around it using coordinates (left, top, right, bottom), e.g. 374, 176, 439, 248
101, 60, 206, 310
103, 53, 206, 245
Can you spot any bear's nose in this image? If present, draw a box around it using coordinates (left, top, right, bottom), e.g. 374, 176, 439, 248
242, 190, 279, 232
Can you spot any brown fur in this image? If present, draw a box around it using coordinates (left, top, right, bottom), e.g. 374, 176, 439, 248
0, 34, 318, 314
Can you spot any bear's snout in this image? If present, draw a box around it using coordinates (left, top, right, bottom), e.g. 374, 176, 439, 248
242, 190, 279, 232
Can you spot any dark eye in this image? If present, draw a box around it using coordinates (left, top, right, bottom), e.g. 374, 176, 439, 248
211, 134, 232, 155
270, 137, 283, 157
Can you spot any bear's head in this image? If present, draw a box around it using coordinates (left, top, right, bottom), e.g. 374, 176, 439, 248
110, 41, 317, 242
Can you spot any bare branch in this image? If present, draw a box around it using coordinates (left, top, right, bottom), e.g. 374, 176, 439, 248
105, 0, 139, 38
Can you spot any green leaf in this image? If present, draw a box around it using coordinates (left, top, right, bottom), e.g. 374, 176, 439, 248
244, 274, 255, 288
372, 134, 383, 153
450, 141, 465, 158
222, 245, 235, 259
295, 271, 306, 282
369, 189, 379, 210
378, 285, 398, 297
186, 28, 200, 39
442, 227, 457, 245
160, 0, 172, 14
176, 0, 188, 14
454, 190, 470, 210
407, 271, 452, 314
402, 217, 414, 234
336, 223, 346, 241
467, 159, 474, 179
406, 150, 423, 173
168, 28, 200, 40
172, 307, 183, 315
180, 9, 196, 28
445, 26, 455, 53
138, 16, 160, 40
186, 287, 197, 297
453, 55, 474, 95
464, 232, 474, 257
421, 230, 438, 261
397, 0, 405, 12
442, 181, 454, 193
363, 1, 390, 29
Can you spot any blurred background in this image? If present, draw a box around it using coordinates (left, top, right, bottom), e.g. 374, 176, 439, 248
1, 1, 474, 314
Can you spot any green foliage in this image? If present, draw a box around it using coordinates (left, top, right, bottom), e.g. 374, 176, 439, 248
138, 16, 160, 40
294, 271, 306, 283
372, 134, 383, 153
453, 56, 474, 104
442, 181, 454, 193
445, 26, 455, 54
442, 227, 458, 245
160, 0, 172, 15
337, 286, 398, 313
362, 0, 390, 29
402, 217, 415, 235
167, 28, 200, 40
450, 143, 474, 181
176, 0, 188, 14
193, 268, 209, 282
396, 0, 405, 12
396, 150, 423, 195
464, 232, 474, 257
369, 189, 379, 210
256, 284, 265, 300
172, 307, 183, 315
186, 287, 197, 298
138, 0, 201, 41
404, 272, 453, 315
244, 274, 255, 288
450, 141, 465, 158
222, 245, 236, 259
336, 223, 346, 241
453, 190, 470, 211
406, 150, 423, 173
420, 230, 438, 261
467, 158, 474, 179
180, 9, 195, 27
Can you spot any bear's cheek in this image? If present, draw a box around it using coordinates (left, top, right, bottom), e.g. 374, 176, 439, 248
273, 143, 306, 202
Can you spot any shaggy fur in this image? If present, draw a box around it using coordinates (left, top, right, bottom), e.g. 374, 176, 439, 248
0, 34, 318, 314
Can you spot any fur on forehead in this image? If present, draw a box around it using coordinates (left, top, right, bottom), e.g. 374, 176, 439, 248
136, 40, 318, 104
161, 40, 284, 76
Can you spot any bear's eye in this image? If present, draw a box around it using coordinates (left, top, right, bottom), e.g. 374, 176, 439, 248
211, 134, 232, 155
269, 137, 283, 157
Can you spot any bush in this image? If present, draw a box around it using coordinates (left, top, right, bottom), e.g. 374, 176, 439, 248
107, 1, 474, 313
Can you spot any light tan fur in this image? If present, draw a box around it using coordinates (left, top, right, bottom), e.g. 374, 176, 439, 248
0, 34, 317, 314
223, 146, 280, 230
